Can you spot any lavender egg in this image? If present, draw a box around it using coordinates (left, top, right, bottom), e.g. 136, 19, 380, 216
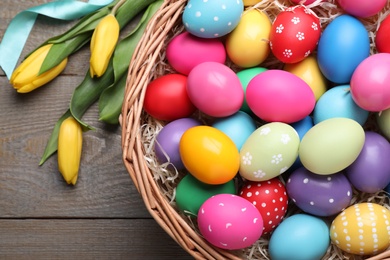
286, 167, 353, 217
155, 118, 201, 170
345, 131, 390, 193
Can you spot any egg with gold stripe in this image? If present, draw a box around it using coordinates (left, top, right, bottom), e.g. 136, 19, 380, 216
330, 203, 390, 256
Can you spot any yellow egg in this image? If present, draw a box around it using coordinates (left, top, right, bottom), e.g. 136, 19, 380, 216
330, 203, 390, 256
284, 55, 328, 101
225, 9, 271, 68
243, 0, 262, 6
179, 126, 240, 185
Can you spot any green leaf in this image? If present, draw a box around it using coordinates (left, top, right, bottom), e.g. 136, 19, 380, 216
98, 0, 163, 124
39, 110, 72, 165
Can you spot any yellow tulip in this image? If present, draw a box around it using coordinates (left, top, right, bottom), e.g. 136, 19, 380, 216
57, 117, 83, 185
90, 14, 119, 78
10, 44, 67, 93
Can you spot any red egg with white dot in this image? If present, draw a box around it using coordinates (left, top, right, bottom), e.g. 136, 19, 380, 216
239, 178, 288, 234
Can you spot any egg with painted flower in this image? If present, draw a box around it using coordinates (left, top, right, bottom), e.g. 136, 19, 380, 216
239, 122, 300, 181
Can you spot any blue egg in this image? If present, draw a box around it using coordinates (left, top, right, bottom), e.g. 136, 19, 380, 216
313, 85, 369, 125
269, 214, 330, 260
212, 111, 256, 151
317, 15, 370, 84
182, 0, 244, 38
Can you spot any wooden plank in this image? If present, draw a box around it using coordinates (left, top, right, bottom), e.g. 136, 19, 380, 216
0, 219, 192, 259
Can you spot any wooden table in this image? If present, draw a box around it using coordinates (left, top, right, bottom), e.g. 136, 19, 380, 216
0, 1, 192, 259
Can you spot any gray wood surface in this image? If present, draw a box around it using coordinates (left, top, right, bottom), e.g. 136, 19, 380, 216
0, 1, 192, 258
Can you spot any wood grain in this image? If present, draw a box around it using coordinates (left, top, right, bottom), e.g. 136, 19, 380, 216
0, 1, 192, 258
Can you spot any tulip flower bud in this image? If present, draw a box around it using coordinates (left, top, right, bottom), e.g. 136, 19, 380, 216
58, 117, 83, 185
10, 44, 67, 93
90, 14, 120, 78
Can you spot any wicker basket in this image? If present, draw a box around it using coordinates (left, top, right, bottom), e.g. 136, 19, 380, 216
121, 0, 390, 259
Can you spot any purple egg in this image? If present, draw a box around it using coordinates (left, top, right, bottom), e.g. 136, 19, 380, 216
345, 131, 390, 193
286, 167, 352, 217
155, 118, 201, 169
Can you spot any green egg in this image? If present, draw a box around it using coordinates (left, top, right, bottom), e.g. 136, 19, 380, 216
237, 67, 267, 113
239, 122, 300, 181
377, 109, 390, 140
175, 174, 236, 216
299, 117, 365, 175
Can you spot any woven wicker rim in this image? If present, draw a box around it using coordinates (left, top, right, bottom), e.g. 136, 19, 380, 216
121, 0, 390, 259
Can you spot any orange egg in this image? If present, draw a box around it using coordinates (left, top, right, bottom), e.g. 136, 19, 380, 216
179, 126, 240, 185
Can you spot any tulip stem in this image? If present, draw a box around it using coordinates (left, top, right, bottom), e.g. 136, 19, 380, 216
111, 0, 127, 15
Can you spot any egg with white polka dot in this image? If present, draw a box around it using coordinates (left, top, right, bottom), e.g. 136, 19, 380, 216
239, 178, 288, 234
182, 0, 244, 38
330, 203, 390, 256
197, 194, 263, 250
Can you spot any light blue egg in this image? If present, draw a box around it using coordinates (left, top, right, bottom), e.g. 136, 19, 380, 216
313, 85, 369, 125
269, 214, 330, 260
182, 0, 244, 38
317, 15, 370, 84
212, 111, 256, 151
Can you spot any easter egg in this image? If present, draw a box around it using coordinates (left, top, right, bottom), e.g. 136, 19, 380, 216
337, 0, 387, 18
239, 178, 288, 234
284, 54, 327, 101
269, 214, 330, 260
175, 174, 236, 216
243, 0, 261, 6
317, 15, 370, 84
187, 62, 244, 117
225, 9, 271, 68
350, 53, 390, 112
166, 32, 226, 75
299, 118, 365, 175
376, 15, 390, 53
180, 126, 240, 185
269, 6, 321, 64
289, 116, 314, 170
377, 108, 390, 140
182, 0, 244, 38
246, 70, 315, 123
143, 74, 196, 121
239, 122, 300, 181
212, 111, 257, 151
330, 203, 390, 256
286, 167, 352, 217
198, 194, 263, 250
155, 118, 201, 170
313, 85, 369, 125
345, 131, 390, 193
236, 67, 267, 113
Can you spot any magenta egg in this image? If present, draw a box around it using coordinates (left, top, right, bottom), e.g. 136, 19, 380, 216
350, 53, 390, 112
246, 70, 315, 123
187, 62, 244, 117
166, 32, 226, 75
345, 131, 390, 193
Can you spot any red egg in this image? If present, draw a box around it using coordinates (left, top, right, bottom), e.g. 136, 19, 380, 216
376, 14, 390, 53
143, 74, 196, 121
269, 6, 321, 63
239, 178, 288, 234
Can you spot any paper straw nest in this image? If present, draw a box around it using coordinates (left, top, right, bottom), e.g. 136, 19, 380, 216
121, 0, 390, 259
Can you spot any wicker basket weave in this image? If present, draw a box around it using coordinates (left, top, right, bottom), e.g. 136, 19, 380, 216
121, 0, 390, 259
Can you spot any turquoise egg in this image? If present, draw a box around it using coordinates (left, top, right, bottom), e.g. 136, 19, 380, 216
212, 111, 257, 151
313, 85, 369, 125
317, 15, 370, 84
239, 122, 300, 181
269, 214, 330, 260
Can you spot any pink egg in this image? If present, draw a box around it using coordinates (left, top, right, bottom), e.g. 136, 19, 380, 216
246, 70, 315, 123
350, 53, 390, 112
187, 62, 244, 117
166, 32, 226, 75
198, 194, 263, 250
337, 0, 387, 18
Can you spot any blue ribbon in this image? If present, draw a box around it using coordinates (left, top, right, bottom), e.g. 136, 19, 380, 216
0, 0, 114, 79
